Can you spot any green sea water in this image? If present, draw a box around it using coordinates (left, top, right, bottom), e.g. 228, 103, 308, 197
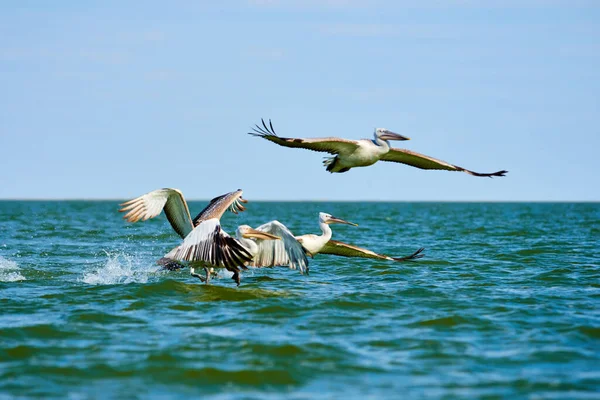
0, 201, 599, 399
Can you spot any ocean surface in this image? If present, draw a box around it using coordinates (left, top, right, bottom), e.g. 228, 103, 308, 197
0, 201, 598, 399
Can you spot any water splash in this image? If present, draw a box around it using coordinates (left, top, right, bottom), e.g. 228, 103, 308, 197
0, 256, 26, 282
81, 251, 161, 285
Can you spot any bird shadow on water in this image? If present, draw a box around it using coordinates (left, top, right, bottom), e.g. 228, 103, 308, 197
187, 284, 292, 303
152, 278, 294, 303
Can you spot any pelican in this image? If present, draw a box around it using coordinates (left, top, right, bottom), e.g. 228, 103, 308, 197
290, 212, 424, 263
249, 119, 507, 176
119, 188, 308, 285
236, 221, 309, 274
168, 222, 309, 277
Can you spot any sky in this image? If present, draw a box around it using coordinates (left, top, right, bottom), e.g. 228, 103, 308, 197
0, 0, 598, 201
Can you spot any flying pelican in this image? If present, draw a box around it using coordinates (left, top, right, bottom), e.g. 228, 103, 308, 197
286, 212, 424, 264
249, 119, 507, 177
119, 188, 306, 285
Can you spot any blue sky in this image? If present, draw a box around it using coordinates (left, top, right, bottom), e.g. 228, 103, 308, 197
1, 0, 598, 201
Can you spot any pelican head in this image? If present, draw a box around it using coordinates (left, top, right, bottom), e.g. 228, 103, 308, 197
236, 225, 280, 240
375, 128, 410, 142
319, 212, 358, 226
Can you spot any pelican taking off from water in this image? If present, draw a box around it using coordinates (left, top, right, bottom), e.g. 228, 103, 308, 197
119, 188, 306, 285
249, 119, 507, 177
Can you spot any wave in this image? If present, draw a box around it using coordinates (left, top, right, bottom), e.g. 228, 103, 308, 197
80, 251, 163, 285
0, 256, 26, 282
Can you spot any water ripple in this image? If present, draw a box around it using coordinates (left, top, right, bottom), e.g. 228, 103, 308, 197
0, 201, 599, 399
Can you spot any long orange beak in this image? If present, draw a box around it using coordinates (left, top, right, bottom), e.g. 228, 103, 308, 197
328, 216, 358, 226
379, 131, 410, 141
242, 228, 280, 240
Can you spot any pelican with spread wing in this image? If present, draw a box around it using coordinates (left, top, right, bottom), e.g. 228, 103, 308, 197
119, 188, 285, 286
293, 212, 424, 263
236, 221, 309, 274
119, 188, 309, 285
249, 119, 507, 177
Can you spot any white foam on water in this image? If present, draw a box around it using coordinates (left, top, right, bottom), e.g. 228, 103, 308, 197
0, 256, 26, 282
80, 251, 161, 285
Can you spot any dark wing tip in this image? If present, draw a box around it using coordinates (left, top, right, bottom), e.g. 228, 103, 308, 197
393, 247, 425, 262
248, 118, 278, 137
484, 170, 508, 178
466, 169, 509, 178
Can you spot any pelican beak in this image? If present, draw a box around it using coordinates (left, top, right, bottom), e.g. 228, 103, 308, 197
243, 228, 280, 240
379, 131, 410, 141
328, 216, 358, 226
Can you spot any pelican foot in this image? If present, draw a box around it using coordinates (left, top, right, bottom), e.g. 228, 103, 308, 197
203, 266, 211, 285
231, 271, 241, 287
190, 267, 206, 283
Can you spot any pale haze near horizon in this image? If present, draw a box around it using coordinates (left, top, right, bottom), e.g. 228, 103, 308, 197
1, 1, 598, 201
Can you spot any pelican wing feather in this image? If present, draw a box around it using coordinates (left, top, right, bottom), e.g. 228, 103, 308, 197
249, 119, 359, 155
119, 188, 193, 239
192, 189, 247, 225
164, 219, 253, 271
319, 240, 425, 262
381, 148, 507, 177
251, 221, 309, 274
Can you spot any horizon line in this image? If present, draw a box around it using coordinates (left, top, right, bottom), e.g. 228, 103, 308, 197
0, 198, 598, 203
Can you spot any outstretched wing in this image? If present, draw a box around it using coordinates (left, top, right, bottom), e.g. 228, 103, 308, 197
163, 219, 253, 271
381, 148, 507, 177
192, 189, 247, 225
248, 118, 359, 155
250, 220, 309, 274
119, 188, 193, 239
319, 240, 425, 262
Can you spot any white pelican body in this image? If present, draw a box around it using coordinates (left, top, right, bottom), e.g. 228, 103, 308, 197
250, 119, 507, 176
328, 138, 391, 172
119, 188, 281, 286
295, 213, 424, 262
294, 215, 337, 255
